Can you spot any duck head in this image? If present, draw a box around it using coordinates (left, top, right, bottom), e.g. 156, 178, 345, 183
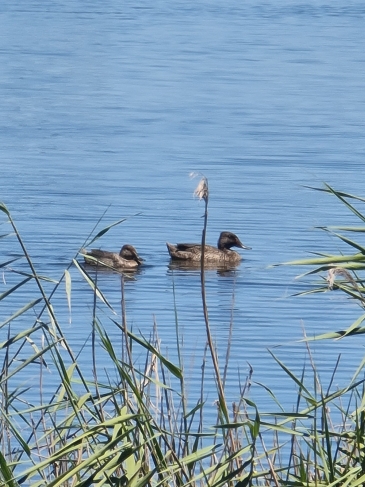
119, 244, 144, 265
218, 232, 251, 251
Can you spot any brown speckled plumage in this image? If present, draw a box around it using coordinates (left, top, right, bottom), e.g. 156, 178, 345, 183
81, 244, 143, 270
166, 231, 250, 263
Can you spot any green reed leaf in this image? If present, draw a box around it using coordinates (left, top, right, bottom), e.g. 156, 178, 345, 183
0, 202, 10, 216
267, 350, 313, 398
304, 185, 365, 204
0, 298, 43, 329
85, 216, 141, 247
322, 231, 365, 253
73, 258, 115, 312
301, 326, 365, 341
0, 257, 21, 268
64, 269, 72, 322
320, 226, 365, 232
324, 183, 365, 224
0, 324, 44, 350
127, 329, 183, 379
0, 450, 18, 487
0, 276, 33, 301
276, 253, 365, 267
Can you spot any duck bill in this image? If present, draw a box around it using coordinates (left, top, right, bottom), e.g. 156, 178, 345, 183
135, 254, 144, 265
236, 239, 251, 250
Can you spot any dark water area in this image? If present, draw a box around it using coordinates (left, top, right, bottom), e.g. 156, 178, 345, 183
1, 0, 365, 416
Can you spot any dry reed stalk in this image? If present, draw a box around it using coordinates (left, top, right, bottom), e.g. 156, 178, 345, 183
192, 174, 241, 478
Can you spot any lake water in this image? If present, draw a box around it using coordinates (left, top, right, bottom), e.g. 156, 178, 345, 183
1, 0, 365, 418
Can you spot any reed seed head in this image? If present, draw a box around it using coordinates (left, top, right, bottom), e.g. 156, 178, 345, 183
190, 172, 209, 201
326, 267, 358, 290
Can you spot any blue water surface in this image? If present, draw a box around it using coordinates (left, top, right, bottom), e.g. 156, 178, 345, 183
1, 0, 365, 421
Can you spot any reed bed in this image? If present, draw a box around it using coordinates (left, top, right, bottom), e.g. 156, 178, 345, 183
1, 183, 365, 486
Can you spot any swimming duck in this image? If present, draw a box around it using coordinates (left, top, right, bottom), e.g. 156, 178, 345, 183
81, 244, 143, 270
166, 231, 251, 264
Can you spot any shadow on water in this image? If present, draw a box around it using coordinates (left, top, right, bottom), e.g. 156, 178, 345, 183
81, 261, 145, 281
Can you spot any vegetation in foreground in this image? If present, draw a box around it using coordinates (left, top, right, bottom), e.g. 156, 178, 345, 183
2, 182, 365, 486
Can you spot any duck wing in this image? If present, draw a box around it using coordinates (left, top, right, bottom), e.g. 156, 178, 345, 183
88, 249, 115, 259
176, 243, 220, 252
175, 243, 201, 251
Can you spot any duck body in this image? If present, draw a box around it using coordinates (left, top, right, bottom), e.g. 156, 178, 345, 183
81, 244, 143, 270
166, 231, 251, 264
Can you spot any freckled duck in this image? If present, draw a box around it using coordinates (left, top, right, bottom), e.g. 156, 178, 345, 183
81, 244, 143, 270
166, 231, 251, 264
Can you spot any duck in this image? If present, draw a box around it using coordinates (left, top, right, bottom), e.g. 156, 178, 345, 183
81, 244, 143, 270
166, 231, 251, 264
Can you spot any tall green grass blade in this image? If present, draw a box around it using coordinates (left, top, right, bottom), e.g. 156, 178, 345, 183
0, 202, 10, 216
243, 398, 260, 438
334, 471, 365, 487
64, 269, 72, 317
0, 257, 21, 268
276, 252, 365, 267
125, 329, 183, 379
323, 226, 365, 232
18, 418, 139, 484
302, 326, 365, 341
339, 312, 365, 338
2, 419, 32, 457
184, 401, 205, 420
0, 298, 43, 329
0, 323, 44, 350
350, 356, 365, 392
0, 232, 15, 239
4, 267, 58, 283
320, 391, 334, 483
260, 421, 305, 436
85, 216, 140, 247
0, 450, 18, 487
267, 350, 313, 398
324, 183, 365, 224
254, 381, 287, 411
73, 259, 115, 312
303, 185, 365, 203
320, 230, 365, 253
1, 341, 58, 384
129, 471, 155, 487
0, 276, 33, 301
261, 411, 313, 419
180, 444, 217, 465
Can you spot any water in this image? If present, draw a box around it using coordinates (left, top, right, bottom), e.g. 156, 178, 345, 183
1, 0, 365, 420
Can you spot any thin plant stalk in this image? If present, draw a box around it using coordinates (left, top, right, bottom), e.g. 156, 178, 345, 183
195, 175, 242, 483
196, 177, 229, 422
171, 275, 189, 457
